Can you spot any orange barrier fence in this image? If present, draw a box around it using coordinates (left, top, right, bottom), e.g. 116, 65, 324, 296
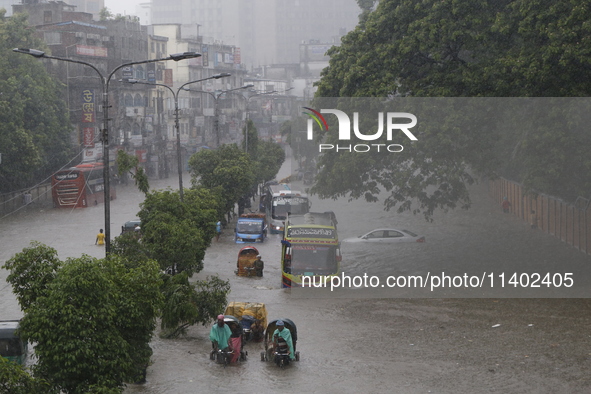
489, 178, 591, 255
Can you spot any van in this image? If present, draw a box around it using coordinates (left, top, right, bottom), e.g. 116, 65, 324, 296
0, 320, 28, 365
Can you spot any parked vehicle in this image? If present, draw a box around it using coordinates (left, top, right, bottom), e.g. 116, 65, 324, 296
121, 219, 141, 235
342, 228, 425, 243
235, 213, 267, 243
0, 320, 28, 366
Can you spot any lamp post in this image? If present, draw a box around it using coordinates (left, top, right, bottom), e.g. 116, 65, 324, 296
239, 88, 293, 153
188, 84, 254, 147
14, 48, 201, 255
125, 73, 231, 201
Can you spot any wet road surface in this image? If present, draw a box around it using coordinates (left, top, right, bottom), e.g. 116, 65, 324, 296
1, 151, 591, 393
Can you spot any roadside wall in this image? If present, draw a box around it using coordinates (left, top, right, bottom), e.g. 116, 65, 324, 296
0, 183, 53, 216
489, 178, 591, 255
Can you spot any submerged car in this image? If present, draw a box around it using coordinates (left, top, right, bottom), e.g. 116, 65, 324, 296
343, 228, 425, 243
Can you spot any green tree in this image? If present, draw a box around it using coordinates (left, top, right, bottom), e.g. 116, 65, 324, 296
98, 7, 113, 21
110, 232, 151, 265
243, 119, 285, 187
138, 187, 221, 275
0, 11, 73, 193
255, 140, 286, 184
188, 145, 256, 215
0, 357, 56, 394
160, 273, 230, 338
2, 241, 62, 311
116, 150, 149, 193
5, 246, 162, 393
312, 0, 591, 215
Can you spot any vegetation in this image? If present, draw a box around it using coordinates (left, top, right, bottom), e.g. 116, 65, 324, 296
0, 357, 56, 394
159, 273, 230, 338
0, 11, 73, 193
188, 144, 256, 216
116, 150, 149, 193
137, 187, 222, 275
243, 120, 286, 186
310, 0, 591, 219
3, 247, 163, 393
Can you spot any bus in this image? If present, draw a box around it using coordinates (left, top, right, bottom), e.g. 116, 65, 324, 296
51, 163, 116, 208
264, 183, 310, 234
280, 211, 341, 288
0, 320, 28, 366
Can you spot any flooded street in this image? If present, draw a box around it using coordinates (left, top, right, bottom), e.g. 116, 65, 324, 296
2, 148, 591, 393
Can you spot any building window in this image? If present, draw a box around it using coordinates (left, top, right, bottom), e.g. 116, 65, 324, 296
134, 94, 143, 107
43, 11, 52, 23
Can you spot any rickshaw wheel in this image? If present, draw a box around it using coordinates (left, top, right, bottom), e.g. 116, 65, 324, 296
295, 351, 300, 362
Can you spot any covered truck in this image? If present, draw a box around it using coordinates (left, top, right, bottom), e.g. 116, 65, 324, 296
234, 213, 267, 243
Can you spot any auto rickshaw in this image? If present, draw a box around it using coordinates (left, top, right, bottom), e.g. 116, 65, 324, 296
210, 315, 247, 366
260, 318, 300, 368
235, 246, 262, 277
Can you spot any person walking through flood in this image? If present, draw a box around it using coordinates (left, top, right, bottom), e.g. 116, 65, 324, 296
502, 197, 511, 213
95, 229, 105, 246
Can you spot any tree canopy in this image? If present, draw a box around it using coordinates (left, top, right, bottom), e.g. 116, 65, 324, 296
0, 11, 73, 193
188, 145, 256, 215
138, 187, 222, 275
310, 0, 591, 217
3, 246, 162, 393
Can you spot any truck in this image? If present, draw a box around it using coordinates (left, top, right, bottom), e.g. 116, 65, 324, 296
234, 213, 267, 243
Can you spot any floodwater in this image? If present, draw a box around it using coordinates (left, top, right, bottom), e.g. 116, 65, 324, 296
1, 148, 591, 393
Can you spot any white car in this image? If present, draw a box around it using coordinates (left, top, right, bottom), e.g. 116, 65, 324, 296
343, 228, 425, 243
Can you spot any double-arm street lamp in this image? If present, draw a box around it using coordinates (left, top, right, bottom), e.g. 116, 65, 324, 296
238, 87, 294, 153
186, 84, 254, 147
13, 47, 201, 255
125, 73, 231, 201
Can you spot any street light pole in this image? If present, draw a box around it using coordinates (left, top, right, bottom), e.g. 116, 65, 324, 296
237, 87, 293, 153
188, 84, 254, 148
14, 48, 201, 255
125, 73, 231, 201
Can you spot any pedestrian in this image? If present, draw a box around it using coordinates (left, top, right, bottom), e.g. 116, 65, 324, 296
23, 191, 32, 206
95, 229, 105, 246
216, 220, 222, 241
530, 209, 538, 229
501, 197, 511, 213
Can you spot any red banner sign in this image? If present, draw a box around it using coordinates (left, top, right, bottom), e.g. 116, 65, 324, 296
83, 127, 95, 147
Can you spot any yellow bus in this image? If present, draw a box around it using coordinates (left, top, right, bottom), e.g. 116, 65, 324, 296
280, 212, 341, 288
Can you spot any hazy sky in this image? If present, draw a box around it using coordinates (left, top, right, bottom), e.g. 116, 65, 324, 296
104, 0, 141, 18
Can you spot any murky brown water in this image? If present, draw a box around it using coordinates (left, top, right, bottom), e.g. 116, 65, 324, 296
2, 149, 590, 393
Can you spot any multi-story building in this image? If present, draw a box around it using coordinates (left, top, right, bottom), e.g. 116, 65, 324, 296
150, 0, 360, 70
149, 24, 248, 149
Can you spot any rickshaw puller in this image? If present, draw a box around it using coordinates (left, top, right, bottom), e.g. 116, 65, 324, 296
273, 320, 295, 360
210, 314, 232, 353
